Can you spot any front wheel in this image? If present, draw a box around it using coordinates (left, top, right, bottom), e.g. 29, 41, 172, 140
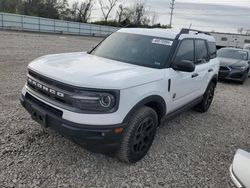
239, 70, 248, 84
117, 106, 158, 163
194, 82, 216, 113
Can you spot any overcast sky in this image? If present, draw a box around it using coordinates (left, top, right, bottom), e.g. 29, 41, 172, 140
69, 0, 250, 33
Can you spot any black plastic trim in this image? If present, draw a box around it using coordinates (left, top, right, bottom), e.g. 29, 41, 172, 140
168, 79, 171, 92
123, 95, 166, 123
163, 96, 203, 122
209, 74, 218, 86
20, 94, 126, 153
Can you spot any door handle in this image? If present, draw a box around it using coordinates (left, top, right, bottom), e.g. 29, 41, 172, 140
192, 73, 199, 78
208, 69, 213, 72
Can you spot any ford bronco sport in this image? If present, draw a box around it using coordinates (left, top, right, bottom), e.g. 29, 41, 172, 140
20, 28, 219, 163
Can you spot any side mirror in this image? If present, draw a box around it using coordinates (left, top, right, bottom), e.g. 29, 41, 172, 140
173, 60, 195, 72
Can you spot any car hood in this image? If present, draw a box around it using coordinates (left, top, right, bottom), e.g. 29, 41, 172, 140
28, 52, 164, 90
218, 57, 248, 67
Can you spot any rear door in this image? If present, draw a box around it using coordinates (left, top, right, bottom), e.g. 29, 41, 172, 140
193, 39, 212, 95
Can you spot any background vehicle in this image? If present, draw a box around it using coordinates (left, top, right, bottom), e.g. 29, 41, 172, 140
244, 44, 250, 50
230, 149, 250, 188
20, 28, 219, 163
217, 48, 249, 84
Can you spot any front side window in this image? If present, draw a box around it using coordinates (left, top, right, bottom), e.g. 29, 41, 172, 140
195, 40, 208, 64
91, 32, 174, 68
174, 39, 194, 62
217, 48, 248, 60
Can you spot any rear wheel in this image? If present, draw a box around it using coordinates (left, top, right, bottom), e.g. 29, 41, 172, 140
194, 82, 215, 113
117, 106, 158, 163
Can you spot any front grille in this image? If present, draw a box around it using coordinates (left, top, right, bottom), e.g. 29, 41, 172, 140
230, 72, 243, 79
29, 70, 77, 93
26, 93, 63, 117
219, 72, 229, 78
220, 66, 230, 71
27, 80, 69, 105
27, 70, 76, 111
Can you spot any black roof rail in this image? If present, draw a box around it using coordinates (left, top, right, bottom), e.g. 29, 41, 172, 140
175, 28, 210, 40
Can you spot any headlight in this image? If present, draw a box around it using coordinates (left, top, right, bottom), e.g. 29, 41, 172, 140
71, 90, 118, 113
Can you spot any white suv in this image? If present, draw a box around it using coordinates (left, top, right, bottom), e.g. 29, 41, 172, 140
20, 28, 219, 163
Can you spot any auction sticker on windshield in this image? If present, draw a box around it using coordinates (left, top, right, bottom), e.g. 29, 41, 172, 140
152, 39, 173, 46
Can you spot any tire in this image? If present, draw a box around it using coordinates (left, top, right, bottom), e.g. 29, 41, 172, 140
194, 82, 215, 113
239, 71, 248, 84
117, 106, 158, 163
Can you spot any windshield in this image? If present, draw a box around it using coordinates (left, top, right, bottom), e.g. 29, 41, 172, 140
217, 48, 248, 60
91, 32, 174, 68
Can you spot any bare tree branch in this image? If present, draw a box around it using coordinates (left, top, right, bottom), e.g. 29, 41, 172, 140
71, 0, 94, 23
99, 0, 118, 22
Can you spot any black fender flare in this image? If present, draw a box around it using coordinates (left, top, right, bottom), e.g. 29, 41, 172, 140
122, 95, 166, 124
209, 74, 218, 86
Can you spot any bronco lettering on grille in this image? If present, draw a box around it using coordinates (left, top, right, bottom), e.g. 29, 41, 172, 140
28, 78, 65, 98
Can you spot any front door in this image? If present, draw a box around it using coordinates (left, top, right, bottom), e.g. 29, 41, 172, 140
167, 39, 200, 112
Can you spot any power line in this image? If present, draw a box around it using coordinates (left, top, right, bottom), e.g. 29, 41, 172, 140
148, 10, 250, 16
169, 0, 175, 28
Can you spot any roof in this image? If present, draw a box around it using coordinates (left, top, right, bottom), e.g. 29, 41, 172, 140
118, 28, 215, 42
118, 28, 179, 39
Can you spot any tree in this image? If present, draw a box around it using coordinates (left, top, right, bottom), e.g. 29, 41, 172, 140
116, 4, 131, 24
134, 2, 144, 25
150, 11, 158, 26
70, 0, 94, 22
70, 1, 79, 20
116, 4, 124, 23
237, 27, 244, 34
0, 0, 23, 13
99, 0, 118, 22
78, 0, 93, 22
130, 0, 150, 26
23, 0, 68, 19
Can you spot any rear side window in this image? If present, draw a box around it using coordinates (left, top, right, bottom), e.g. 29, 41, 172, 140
208, 42, 217, 59
195, 40, 208, 64
175, 39, 194, 62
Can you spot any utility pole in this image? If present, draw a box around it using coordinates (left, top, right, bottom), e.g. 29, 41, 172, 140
169, 0, 175, 28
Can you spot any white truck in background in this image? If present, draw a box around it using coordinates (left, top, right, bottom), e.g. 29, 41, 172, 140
211, 32, 250, 49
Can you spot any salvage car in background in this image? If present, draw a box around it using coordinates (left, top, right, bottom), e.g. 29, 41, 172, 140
244, 44, 250, 50
217, 48, 249, 84
230, 149, 250, 188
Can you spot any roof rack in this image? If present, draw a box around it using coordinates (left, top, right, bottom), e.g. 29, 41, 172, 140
175, 28, 210, 40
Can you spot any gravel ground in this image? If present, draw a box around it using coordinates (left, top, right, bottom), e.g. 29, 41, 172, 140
0, 30, 250, 188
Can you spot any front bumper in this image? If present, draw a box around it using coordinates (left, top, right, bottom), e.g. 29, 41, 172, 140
219, 68, 248, 81
230, 165, 243, 188
20, 93, 126, 153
